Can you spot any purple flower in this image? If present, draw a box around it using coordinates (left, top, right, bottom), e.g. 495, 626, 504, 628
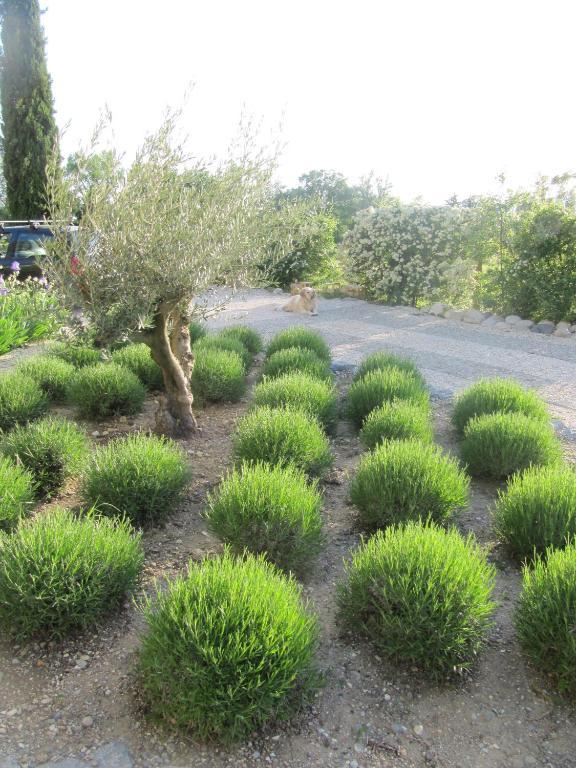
0, 287, 8, 296
39, 276, 48, 287
10, 261, 20, 272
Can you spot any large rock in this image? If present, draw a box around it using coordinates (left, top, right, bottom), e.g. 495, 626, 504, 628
93, 742, 133, 768
515, 319, 534, 330
428, 302, 448, 316
493, 322, 511, 332
556, 321, 573, 332
505, 315, 522, 325
482, 315, 501, 326
462, 309, 485, 324
444, 309, 465, 321
531, 320, 556, 335
554, 327, 572, 338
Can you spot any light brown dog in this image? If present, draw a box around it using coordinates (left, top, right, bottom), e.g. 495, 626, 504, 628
281, 286, 318, 315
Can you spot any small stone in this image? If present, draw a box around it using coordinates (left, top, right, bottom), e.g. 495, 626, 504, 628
384, 693, 391, 701
350, 761, 359, 768
74, 659, 88, 670
252, 751, 261, 759
81, 716, 93, 728
272, 288, 284, 295
413, 724, 424, 736
93, 741, 133, 768
317, 728, 330, 747
91, 430, 100, 437
392, 723, 407, 735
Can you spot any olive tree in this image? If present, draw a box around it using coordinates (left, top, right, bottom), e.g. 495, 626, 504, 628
46, 115, 287, 435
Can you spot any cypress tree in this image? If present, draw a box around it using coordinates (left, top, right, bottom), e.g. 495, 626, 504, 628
0, 0, 58, 218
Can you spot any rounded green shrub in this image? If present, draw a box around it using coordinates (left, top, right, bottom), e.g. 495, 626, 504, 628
494, 465, 576, 561
0, 456, 34, 531
188, 320, 207, 345
47, 341, 102, 368
218, 325, 263, 357
460, 413, 562, 480
354, 351, 424, 386
67, 363, 146, 420
0, 508, 143, 638
347, 369, 430, 429
350, 439, 469, 530
232, 406, 333, 478
206, 463, 324, 574
138, 550, 319, 741
338, 522, 496, 678
266, 327, 331, 363
194, 334, 251, 371
261, 347, 333, 382
252, 372, 338, 433
452, 378, 549, 436
359, 401, 433, 449
0, 372, 49, 432
81, 433, 190, 527
516, 544, 576, 695
16, 356, 75, 403
191, 348, 246, 403
1, 417, 89, 499
111, 343, 164, 390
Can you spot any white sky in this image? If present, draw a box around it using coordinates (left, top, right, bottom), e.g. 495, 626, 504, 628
43, 0, 575, 203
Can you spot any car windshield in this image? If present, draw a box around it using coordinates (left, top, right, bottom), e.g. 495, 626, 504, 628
15, 233, 47, 256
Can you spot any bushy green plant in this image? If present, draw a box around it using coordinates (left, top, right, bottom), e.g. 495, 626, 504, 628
0, 274, 63, 355
359, 401, 433, 449
261, 346, 332, 382
194, 334, 251, 371
232, 406, 333, 478
138, 550, 319, 741
452, 378, 549, 436
188, 320, 207, 345
0, 372, 48, 432
338, 522, 496, 677
354, 351, 424, 386
47, 341, 102, 368
350, 439, 469, 530
16, 356, 75, 403
516, 544, 576, 694
266, 327, 331, 363
111, 343, 164, 390
81, 433, 190, 527
191, 348, 246, 404
218, 325, 263, 357
206, 463, 324, 574
494, 465, 576, 561
67, 363, 146, 419
252, 372, 338, 433
0, 456, 34, 530
1, 417, 89, 498
460, 413, 562, 480
347, 369, 430, 429
0, 508, 143, 638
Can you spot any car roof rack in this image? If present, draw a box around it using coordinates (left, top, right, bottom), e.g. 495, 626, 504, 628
0, 219, 76, 235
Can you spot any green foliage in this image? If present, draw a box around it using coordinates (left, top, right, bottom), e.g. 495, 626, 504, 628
354, 351, 424, 386
0, 455, 34, 530
494, 465, 576, 562
266, 327, 331, 363
460, 413, 562, 480
452, 378, 549, 436
218, 325, 263, 357
0, 507, 143, 638
232, 406, 333, 478
191, 348, 246, 404
111, 343, 164, 390
346, 368, 430, 429
0, 275, 63, 355
16, 355, 75, 402
338, 522, 496, 677
206, 463, 324, 574
0, 371, 48, 431
0, 0, 58, 217
350, 439, 469, 530
194, 334, 252, 371
138, 550, 319, 741
81, 433, 190, 527
1, 417, 89, 498
47, 341, 102, 368
252, 372, 338, 433
359, 401, 433, 449
261, 347, 333, 382
188, 320, 207, 345
516, 544, 576, 695
67, 363, 146, 419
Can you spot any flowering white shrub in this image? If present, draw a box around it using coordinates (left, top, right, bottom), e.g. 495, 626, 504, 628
345, 203, 465, 306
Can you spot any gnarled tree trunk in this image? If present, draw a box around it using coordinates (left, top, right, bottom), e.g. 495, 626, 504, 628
144, 307, 197, 437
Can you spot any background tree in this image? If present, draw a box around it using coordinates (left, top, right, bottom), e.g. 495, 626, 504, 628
64, 149, 121, 219
46, 115, 291, 436
0, 0, 58, 218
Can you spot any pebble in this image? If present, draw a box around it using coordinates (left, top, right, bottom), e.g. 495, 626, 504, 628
81, 716, 94, 728
392, 724, 407, 735
93, 741, 133, 768
349, 761, 359, 768
413, 724, 424, 736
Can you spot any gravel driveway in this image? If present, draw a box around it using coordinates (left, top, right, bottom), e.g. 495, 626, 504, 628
209, 289, 576, 435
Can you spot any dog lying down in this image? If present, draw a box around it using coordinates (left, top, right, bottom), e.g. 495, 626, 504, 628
279, 286, 318, 315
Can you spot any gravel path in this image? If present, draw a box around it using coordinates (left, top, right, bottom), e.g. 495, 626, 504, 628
209, 289, 576, 435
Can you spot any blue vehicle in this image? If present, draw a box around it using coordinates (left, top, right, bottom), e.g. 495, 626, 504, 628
0, 221, 77, 278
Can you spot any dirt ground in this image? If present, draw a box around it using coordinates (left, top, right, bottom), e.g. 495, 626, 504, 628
1, 362, 576, 768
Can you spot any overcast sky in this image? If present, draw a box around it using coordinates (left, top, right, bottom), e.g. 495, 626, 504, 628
43, 0, 575, 203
